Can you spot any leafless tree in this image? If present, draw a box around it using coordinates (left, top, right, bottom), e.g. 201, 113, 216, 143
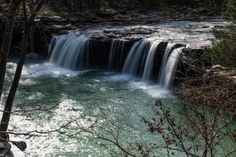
0, 0, 45, 155
84, 99, 236, 157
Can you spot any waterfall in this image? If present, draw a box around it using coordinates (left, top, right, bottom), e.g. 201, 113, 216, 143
122, 39, 150, 75
108, 39, 127, 70
158, 47, 184, 89
122, 38, 161, 80
50, 33, 89, 69
142, 40, 160, 80
158, 43, 176, 83
49, 35, 68, 63
49, 32, 184, 88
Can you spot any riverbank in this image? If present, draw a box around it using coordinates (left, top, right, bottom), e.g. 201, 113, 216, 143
179, 64, 236, 118
40, 5, 223, 34
0, 5, 225, 59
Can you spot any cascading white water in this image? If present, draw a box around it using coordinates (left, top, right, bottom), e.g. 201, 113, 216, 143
159, 47, 184, 89
122, 39, 150, 75
50, 33, 89, 69
108, 39, 126, 70
49, 35, 68, 63
158, 43, 176, 83
49, 32, 184, 87
122, 38, 161, 80
142, 40, 160, 80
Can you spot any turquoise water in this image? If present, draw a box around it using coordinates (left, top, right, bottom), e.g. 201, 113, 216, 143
2, 61, 235, 157
4, 62, 170, 156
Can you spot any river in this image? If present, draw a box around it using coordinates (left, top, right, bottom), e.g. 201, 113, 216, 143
2, 20, 235, 157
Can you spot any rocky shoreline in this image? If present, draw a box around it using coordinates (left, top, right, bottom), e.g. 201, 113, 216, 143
178, 49, 236, 118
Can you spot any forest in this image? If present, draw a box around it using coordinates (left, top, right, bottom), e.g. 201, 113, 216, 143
0, 0, 235, 156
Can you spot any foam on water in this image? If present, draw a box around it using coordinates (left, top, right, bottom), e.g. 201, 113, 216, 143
23, 63, 82, 78
128, 81, 171, 98
7, 62, 89, 78
102, 73, 171, 98
103, 74, 135, 82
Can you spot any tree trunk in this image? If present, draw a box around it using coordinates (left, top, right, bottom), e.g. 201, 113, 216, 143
0, 0, 21, 101
0, 27, 30, 140
0, 0, 45, 141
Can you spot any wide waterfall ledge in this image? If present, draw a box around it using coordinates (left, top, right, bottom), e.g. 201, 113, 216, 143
48, 20, 228, 90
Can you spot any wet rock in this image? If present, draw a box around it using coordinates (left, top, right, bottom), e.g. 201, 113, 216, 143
90, 32, 111, 41
0, 142, 11, 157
26, 53, 46, 62
96, 10, 117, 18
88, 39, 111, 67
151, 42, 168, 80
11, 141, 27, 152
172, 48, 205, 87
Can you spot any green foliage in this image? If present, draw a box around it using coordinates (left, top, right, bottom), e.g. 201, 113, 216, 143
208, 0, 236, 67
39, 6, 59, 16
209, 26, 236, 67
225, 0, 236, 22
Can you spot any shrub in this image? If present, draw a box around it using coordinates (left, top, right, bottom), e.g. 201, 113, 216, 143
208, 0, 236, 67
